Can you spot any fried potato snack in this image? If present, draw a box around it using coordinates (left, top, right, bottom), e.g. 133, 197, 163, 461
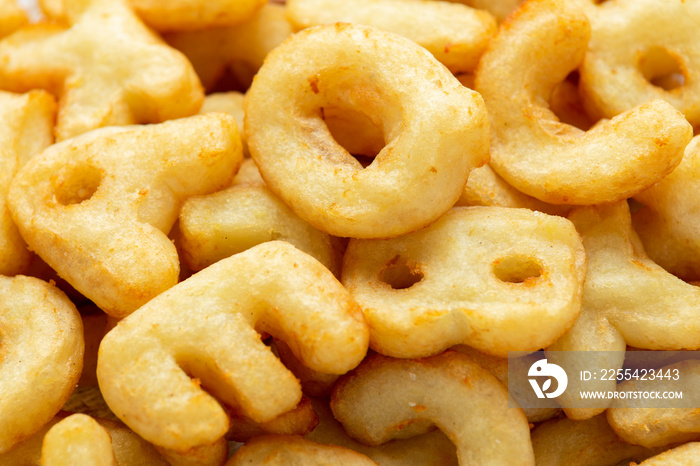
451, 345, 562, 423
274, 339, 340, 397
532, 414, 664, 466
9, 113, 242, 318
41, 0, 267, 31
580, 0, 700, 129
0, 412, 168, 465
636, 442, 700, 465
331, 351, 535, 465
476, 0, 692, 204
198, 92, 248, 156
0, 0, 26, 38
633, 136, 700, 281
246, 24, 489, 238
342, 206, 585, 358
41, 414, 117, 466
166, 4, 292, 91
548, 202, 700, 419
0, 90, 55, 276
0, 276, 83, 454
0, 0, 203, 141
286, 0, 496, 74
227, 435, 377, 466
456, 165, 570, 216
226, 396, 319, 442
449, 0, 523, 22
179, 183, 340, 275
305, 397, 458, 466
97, 241, 368, 453
607, 360, 700, 448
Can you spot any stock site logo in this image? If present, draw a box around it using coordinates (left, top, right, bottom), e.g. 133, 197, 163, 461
528, 359, 568, 399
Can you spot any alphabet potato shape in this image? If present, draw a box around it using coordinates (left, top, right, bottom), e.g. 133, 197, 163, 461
245, 23, 490, 238
476, 0, 692, 204
548, 202, 700, 419
9, 113, 242, 317
331, 351, 535, 465
98, 241, 368, 453
580, 0, 700, 129
0, 0, 203, 140
342, 206, 586, 358
607, 360, 700, 448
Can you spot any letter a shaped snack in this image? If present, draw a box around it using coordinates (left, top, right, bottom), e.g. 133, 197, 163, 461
9, 113, 242, 318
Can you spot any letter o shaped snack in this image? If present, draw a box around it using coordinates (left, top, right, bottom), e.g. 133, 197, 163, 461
245, 23, 489, 239
342, 206, 586, 358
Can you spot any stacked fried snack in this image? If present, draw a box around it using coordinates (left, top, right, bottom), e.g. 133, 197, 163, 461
0, 0, 699, 464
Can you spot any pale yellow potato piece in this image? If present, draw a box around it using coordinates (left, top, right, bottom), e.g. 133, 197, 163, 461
246, 24, 489, 238
41, 414, 117, 466
448, 0, 523, 22
227, 435, 377, 466
41, 0, 266, 31
548, 202, 700, 419
0, 0, 27, 38
274, 339, 340, 397
451, 345, 562, 423
166, 4, 292, 90
636, 443, 700, 465
0, 90, 55, 276
456, 164, 570, 217
342, 206, 585, 358
199, 92, 244, 133
286, 0, 496, 74
0, 0, 203, 141
0, 276, 83, 454
306, 397, 458, 466
227, 396, 319, 442
633, 136, 700, 281
579, 0, 700, 129
607, 360, 700, 448
198, 92, 248, 156
179, 183, 340, 275
0, 412, 168, 465
331, 351, 535, 465
98, 241, 368, 453
532, 414, 665, 466
9, 113, 242, 318
476, 0, 692, 204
